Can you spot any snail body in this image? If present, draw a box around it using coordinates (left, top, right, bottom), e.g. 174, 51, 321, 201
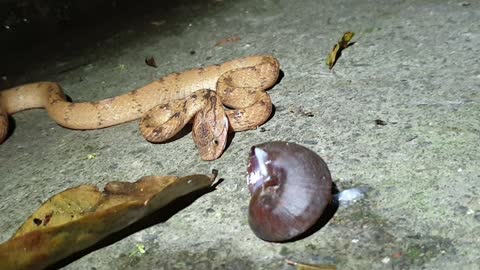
247, 141, 333, 242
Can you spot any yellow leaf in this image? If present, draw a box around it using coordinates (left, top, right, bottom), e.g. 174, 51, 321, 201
326, 31, 355, 70
338, 31, 355, 49
0, 170, 218, 270
129, 243, 146, 257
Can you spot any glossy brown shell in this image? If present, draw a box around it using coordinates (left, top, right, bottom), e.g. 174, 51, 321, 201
247, 141, 332, 242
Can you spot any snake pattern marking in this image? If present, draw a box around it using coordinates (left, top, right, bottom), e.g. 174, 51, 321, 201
0, 55, 280, 160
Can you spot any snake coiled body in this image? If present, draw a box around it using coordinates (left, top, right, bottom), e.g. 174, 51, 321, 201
0, 55, 280, 160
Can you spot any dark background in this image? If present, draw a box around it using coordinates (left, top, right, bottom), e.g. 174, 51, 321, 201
0, 0, 216, 81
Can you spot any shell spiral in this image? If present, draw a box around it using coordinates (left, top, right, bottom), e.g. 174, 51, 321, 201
247, 141, 333, 242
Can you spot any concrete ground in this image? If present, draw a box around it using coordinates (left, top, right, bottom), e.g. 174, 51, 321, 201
1, 0, 479, 269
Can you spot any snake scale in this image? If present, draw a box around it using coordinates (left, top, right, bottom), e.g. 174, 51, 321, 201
0, 55, 280, 160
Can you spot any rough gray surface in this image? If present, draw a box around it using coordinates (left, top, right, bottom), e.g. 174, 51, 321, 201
1, 0, 479, 269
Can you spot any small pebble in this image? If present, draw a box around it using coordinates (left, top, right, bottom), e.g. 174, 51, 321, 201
335, 187, 366, 206
375, 119, 387, 126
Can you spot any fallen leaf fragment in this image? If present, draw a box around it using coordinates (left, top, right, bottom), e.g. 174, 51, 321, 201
145, 56, 158, 68
286, 259, 337, 270
0, 170, 218, 270
215, 35, 241, 46
326, 31, 355, 69
392, 252, 402, 259
129, 243, 146, 257
85, 153, 97, 160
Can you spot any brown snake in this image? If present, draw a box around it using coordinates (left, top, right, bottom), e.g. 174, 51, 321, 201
0, 55, 280, 160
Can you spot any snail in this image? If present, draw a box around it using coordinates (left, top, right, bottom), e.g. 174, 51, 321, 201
246, 141, 333, 242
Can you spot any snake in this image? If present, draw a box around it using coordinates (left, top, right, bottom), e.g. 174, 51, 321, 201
0, 55, 280, 160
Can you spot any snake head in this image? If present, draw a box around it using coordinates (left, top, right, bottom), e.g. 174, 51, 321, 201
192, 91, 229, 160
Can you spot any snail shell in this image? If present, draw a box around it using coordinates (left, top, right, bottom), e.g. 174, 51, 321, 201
247, 141, 333, 242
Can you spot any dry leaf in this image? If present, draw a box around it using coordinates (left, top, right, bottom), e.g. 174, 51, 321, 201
145, 56, 158, 68
215, 35, 241, 46
326, 31, 355, 69
286, 259, 337, 270
0, 170, 218, 270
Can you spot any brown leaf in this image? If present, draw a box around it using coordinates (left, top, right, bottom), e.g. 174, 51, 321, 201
215, 35, 241, 46
0, 171, 218, 270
